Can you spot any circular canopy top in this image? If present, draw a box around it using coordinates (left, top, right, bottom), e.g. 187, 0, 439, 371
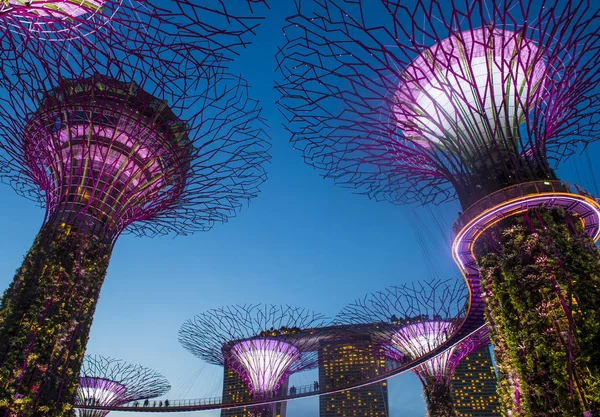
229, 338, 301, 395
395, 28, 546, 150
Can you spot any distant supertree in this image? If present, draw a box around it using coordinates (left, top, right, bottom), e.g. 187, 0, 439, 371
276, 1, 600, 415
0, 47, 269, 417
179, 305, 327, 416
75, 355, 170, 417
336, 278, 487, 417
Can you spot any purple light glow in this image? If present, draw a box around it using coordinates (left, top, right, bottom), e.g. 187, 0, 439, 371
76, 377, 127, 417
229, 338, 300, 395
452, 184, 600, 323
2, 0, 105, 18
392, 321, 456, 378
23, 76, 191, 237
1, 0, 112, 41
394, 28, 546, 152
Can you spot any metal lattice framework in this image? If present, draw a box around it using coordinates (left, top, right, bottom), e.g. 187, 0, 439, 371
0, 66, 270, 239
0, 0, 269, 67
276, 0, 600, 209
0, 0, 272, 239
76, 355, 170, 417
335, 279, 482, 384
179, 305, 328, 397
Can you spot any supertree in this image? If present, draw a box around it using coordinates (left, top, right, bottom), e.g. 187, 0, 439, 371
75, 355, 170, 417
0, 36, 270, 417
179, 304, 328, 417
276, 1, 600, 415
335, 278, 487, 417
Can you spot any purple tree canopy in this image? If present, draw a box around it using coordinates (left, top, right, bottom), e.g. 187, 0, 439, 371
228, 338, 301, 395
0, 56, 270, 239
76, 355, 170, 409
0, 1, 272, 239
335, 278, 481, 381
179, 305, 328, 395
0, 1, 269, 69
276, 0, 600, 207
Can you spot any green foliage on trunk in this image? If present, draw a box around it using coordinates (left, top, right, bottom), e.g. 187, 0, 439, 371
0, 223, 112, 416
476, 208, 600, 417
422, 376, 456, 417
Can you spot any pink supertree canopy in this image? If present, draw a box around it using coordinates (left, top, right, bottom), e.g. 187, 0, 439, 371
21, 75, 192, 238
179, 305, 328, 399
1, 0, 111, 41
0, 65, 270, 238
335, 279, 473, 378
77, 378, 127, 416
228, 338, 301, 396
1, 0, 268, 56
276, 0, 600, 208
391, 321, 455, 378
389, 319, 489, 386
335, 279, 489, 415
76, 355, 170, 417
2, 0, 105, 18
394, 28, 547, 155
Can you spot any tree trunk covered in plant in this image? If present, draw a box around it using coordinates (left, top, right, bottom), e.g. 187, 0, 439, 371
0, 223, 112, 416
476, 208, 600, 417
422, 377, 456, 417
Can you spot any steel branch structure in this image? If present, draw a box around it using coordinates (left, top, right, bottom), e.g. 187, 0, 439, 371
0, 8, 270, 411
1, 70, 270, 239
76, 355, 170, 417
179, 304, 327, 415
276, 0, 600, 208
277, 1, 600, 414
0, 0, 269, 71
336, 278, 485, 417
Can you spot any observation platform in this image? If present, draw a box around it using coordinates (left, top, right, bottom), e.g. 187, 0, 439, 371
451, 180, 600, 347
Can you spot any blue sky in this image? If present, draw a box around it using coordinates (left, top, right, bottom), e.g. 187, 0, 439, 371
1, 1, 599, 416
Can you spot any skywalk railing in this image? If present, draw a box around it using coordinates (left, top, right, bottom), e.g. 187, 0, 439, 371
452, 180, 596, 236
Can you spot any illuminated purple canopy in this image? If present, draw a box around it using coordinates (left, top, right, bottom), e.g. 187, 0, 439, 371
22, 75, 192, 238
76, 356, 170, 417
228, 338, 301, 395
391, 321, 454, 377
2, 0, 105, 18
334, 279, 486, 383
276, 0, 600, 207
179, 305, 327, 398
390, 320, 489, 384
394, 28, 546, 153
76, 378, 127, 417
0, 0, 268, 58
1, 0, 108, 40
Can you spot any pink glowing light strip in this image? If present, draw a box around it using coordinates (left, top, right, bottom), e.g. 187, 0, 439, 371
453, 194, 600, 272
